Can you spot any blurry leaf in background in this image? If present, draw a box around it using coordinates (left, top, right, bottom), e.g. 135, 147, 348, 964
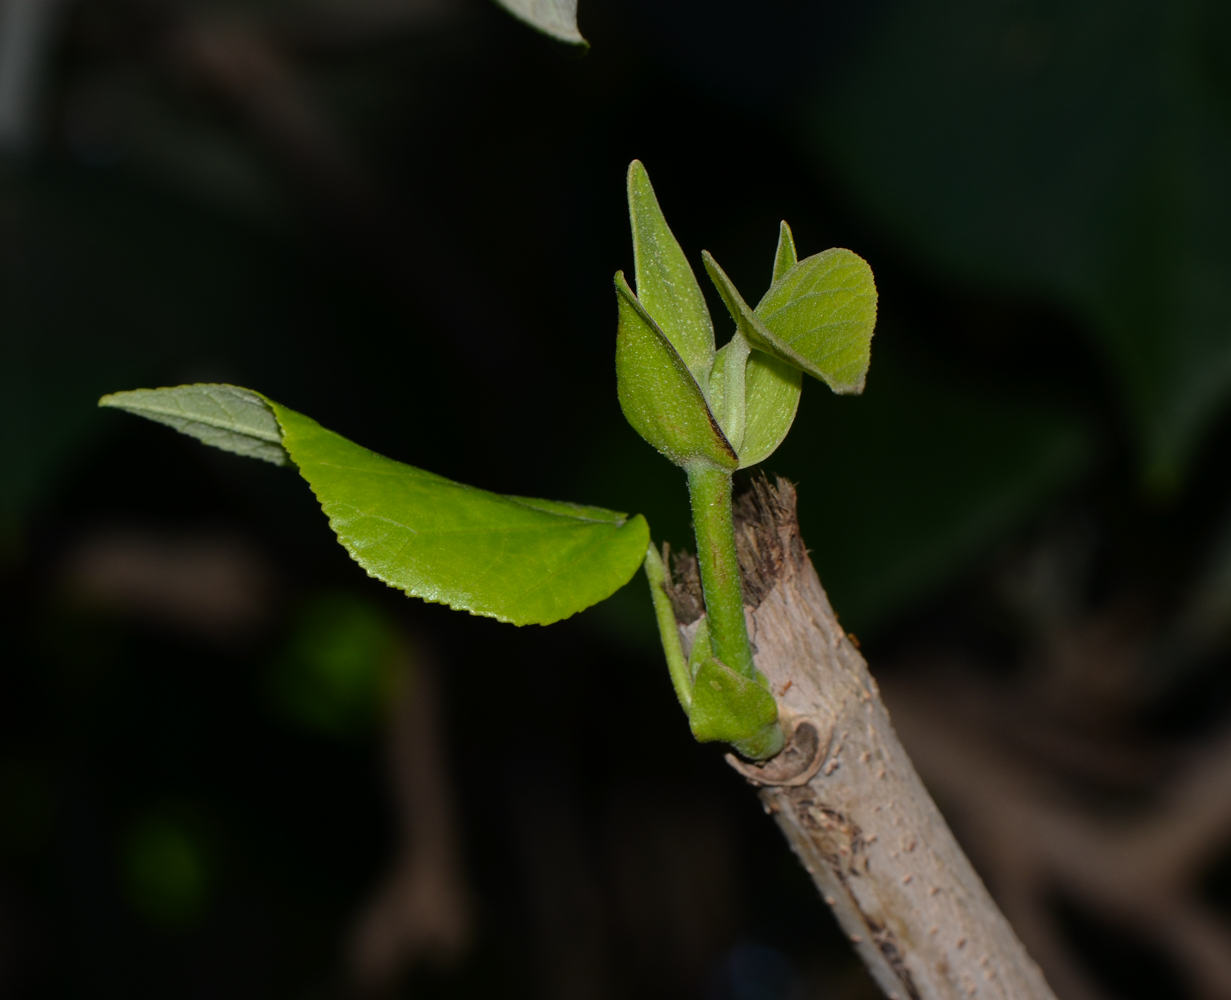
492, 0, 585, 47
269, 591, 402, 738
122, 807, 213, 927
772, 341, 1093, 634
817, 0, 1231, 491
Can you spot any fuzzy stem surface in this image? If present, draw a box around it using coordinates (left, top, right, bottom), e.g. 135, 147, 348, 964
686, 462, 754, 678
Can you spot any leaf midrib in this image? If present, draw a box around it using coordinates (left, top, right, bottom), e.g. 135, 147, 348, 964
119, 402, 283, 444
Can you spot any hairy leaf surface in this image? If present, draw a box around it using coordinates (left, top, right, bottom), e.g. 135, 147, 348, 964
614, 273, 738, 471
705, 249, 877, 395
772, 220, 798, 284
689, 656, 781, 757
627, 161, 715, 391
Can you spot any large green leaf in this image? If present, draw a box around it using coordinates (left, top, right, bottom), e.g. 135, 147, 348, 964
627, 161, 716, 392
614, 274, 738, 471
816, 0, 1231, 488
492, 0, 586, 46
100, 384, 649, 626
703, 248, 877, 394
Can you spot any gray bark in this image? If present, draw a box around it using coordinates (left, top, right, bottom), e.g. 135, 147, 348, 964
670, 479, 1059, 1000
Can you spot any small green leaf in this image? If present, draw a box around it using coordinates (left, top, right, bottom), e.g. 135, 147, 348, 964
491, 0, 586, 46
689, 656, 783, 759
614, 272, 738, 471
627, 161, 716, 392
739, 352, 803, 468
704, 249, 877, 395
760, 249, 877, 393
772, 221, 798, 284
101, 384, 650, 626
708, 334, 751, 454
99, 384, 290, 466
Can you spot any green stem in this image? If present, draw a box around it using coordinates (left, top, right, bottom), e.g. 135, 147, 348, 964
643, 544, 692, 713
686, 462, 754, 678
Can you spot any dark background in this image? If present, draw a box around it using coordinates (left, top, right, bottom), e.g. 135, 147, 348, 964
3, 0, 1231, 997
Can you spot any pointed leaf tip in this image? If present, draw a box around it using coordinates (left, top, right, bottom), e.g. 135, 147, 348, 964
773, 221, 798, 285
99, 383, 291, 466
626, 160, 715, 390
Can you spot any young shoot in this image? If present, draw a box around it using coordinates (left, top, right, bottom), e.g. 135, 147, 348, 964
614, 160, 876, 760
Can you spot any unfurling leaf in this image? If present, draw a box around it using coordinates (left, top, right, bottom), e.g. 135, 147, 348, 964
627, 160, 716, 392
708, 339, 802, 469
491, 0, 586, 46
737, 352, 803, 468
614, 273, 738, 471
704, 248, 877, 395
772, 220, 798, 284
689, 656, 783, 760
99, 384, 290, 466
100, 384, 649, 626
618, 163, 864, 472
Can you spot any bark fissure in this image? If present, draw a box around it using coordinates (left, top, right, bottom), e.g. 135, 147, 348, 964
668, 476, 1059, 1000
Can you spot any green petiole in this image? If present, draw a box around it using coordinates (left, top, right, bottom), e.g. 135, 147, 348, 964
686, 462, 755, 680
644, 543, 692, 713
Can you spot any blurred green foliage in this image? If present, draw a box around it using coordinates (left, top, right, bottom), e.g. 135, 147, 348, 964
818, 0, 1231, 491
775, 342, 1092, 633
269, 592, 402, 738
122, 808, 212, 927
